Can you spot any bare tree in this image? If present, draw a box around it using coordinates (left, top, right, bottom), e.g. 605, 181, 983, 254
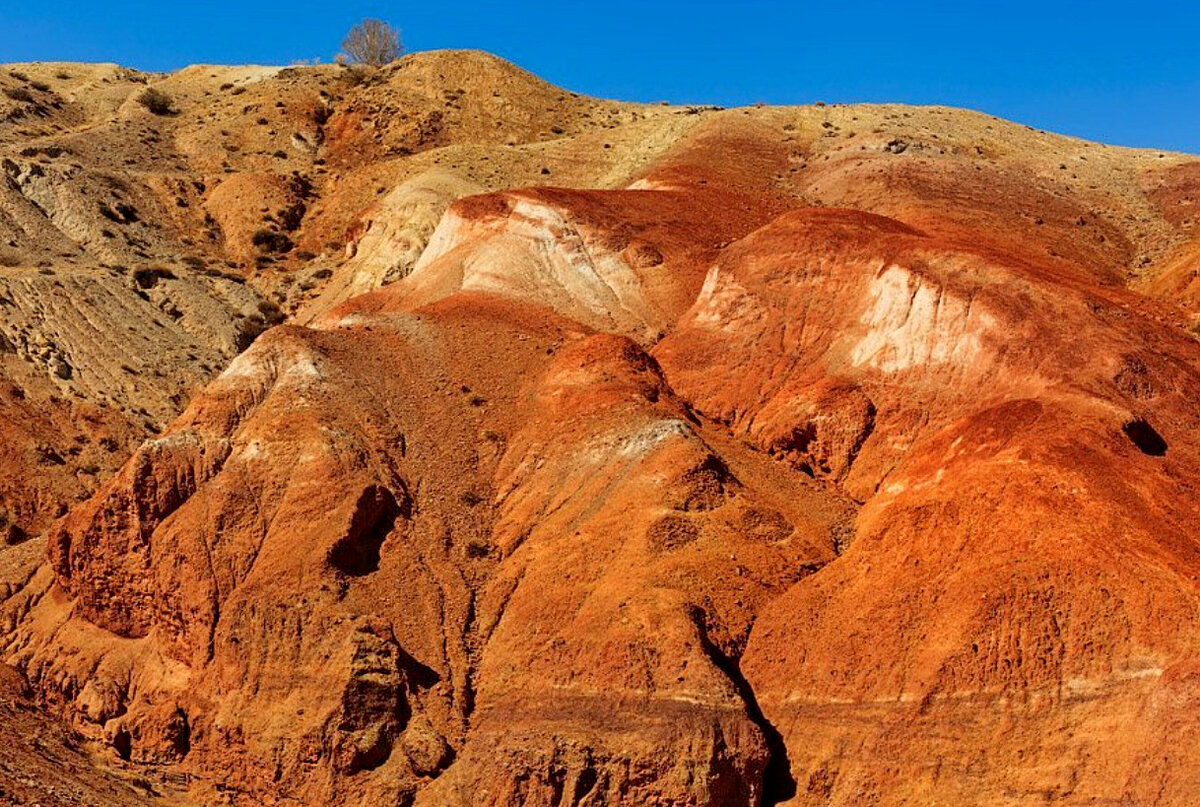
341, 19, 403, 67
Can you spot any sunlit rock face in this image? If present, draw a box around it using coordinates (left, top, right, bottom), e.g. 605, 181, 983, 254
3, 49, 1200, 807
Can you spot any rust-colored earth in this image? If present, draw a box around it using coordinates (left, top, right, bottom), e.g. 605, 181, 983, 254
2, 51, 1200, 806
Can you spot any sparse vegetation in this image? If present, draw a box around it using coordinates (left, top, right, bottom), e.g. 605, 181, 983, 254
136, 87, 175, 115
276, 202, 306, 231
465, 539, 491, 558
341, 18, 404, 67
251, 229, 293, 254
3, 87, 34, 104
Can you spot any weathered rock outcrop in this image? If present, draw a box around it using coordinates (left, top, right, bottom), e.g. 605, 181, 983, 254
0, 658, 165, 806
656, 206, 1200, 803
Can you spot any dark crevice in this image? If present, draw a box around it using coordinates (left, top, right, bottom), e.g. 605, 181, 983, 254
397, 645, 440, 690
327, 485, 402, 576
457, 587, 478, 720
1123, 417, 1167, 456
690, 607, 796, 806
573, 767, 599, 801
112, 727, 132, 761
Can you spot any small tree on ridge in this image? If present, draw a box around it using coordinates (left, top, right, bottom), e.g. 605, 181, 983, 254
342, 19, 403, 67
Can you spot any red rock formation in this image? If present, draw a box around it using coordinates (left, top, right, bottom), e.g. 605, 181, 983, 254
657, 206, 1200, 804
5, 51, 1200, 807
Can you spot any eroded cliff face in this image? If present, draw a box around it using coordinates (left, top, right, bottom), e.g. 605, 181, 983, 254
3, 50, 1200, 807
657, 208, 1200, 803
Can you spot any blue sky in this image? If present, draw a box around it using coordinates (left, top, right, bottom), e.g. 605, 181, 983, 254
2, 1, 1198, 153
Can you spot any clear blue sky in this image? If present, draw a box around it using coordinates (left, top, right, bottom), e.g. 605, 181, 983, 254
3, 1, 1198, 153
